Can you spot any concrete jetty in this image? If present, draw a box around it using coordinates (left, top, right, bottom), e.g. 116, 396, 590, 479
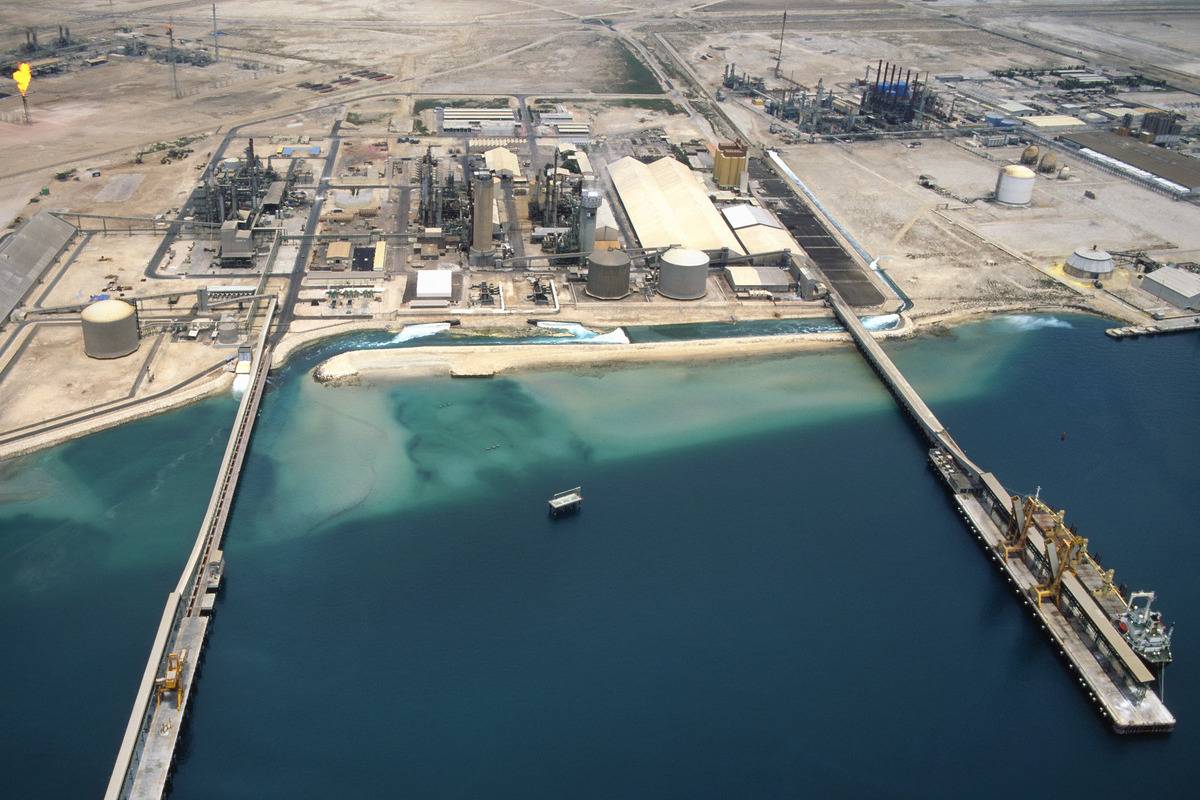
830, 292, 1174, 733
105, 300, 277, 800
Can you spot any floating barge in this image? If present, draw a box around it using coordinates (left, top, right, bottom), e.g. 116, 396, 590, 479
548, 487, 582, 518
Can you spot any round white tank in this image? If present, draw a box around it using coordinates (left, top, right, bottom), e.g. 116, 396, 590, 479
81, 299, 139, 359
1065, 246, 1114, 279
995, 164, 1035, 206
658, 248, 709, 300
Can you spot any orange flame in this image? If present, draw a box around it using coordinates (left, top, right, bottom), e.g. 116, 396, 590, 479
12, 62, 31, 97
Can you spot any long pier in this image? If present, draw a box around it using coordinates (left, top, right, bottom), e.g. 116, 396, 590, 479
104, 299, 277, 800
829, 293, 1174, 733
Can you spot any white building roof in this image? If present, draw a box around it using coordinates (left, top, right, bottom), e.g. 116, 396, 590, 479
608, 156, 744, 254
725, 265, 793, 290
721, 203, 783, 230
1144, 266, 1200, 299
734, 224, 803, 256
996, 100, 1034, 115
596, 197, 618, 231
415, 269, 454, 300
1022, 114, 1086, 129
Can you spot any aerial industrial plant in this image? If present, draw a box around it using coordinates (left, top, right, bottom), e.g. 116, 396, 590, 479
1, 2, 1197, 798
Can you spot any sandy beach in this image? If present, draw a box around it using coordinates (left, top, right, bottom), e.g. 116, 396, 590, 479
314, 329, 869, 385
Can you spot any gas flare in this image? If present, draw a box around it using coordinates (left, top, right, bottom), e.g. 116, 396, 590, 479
12, 62, 31, 96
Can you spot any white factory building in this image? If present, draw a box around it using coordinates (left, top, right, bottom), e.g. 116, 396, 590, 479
1140, 267, 1200, 310
439, 106, 517, 136
720, 204, 803, 256
608, 156, 744, 254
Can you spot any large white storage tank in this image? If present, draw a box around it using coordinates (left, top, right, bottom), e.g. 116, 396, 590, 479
81, 299, 139, 359
995, 164, 1035, 206
658, 248, 709, 300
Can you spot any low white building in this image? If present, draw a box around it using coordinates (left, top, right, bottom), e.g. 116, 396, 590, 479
415, 269, 454, 300
1141, 267, 1200, 310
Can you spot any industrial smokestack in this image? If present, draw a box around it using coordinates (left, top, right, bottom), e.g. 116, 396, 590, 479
577, 185, 601, 257
471, 170, 495, 263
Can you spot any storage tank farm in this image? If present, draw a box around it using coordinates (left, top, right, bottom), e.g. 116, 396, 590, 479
658, 248, 710, 300
995, 164, 1036, 206
586, 249, 632, 299
81, 299, 139, 359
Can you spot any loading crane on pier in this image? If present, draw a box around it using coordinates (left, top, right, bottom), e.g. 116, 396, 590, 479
998, 492, 1174, 666
1034, 516, 1088, 607
154, 649, 188, 710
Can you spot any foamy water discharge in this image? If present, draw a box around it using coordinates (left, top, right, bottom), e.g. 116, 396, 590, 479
391, 322, 452, 343
1001, 314, 1073, 331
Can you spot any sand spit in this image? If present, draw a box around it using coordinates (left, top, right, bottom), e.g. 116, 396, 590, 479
312, 332, 860, 386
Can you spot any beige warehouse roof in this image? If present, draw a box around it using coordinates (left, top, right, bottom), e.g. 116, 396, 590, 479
1022, 114, 1085, 129
484, 147, 521, 178
608, 156, 744, 254
734, 223, 803, 256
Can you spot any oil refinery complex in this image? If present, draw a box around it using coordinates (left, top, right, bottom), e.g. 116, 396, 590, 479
0, 1, 1196, 796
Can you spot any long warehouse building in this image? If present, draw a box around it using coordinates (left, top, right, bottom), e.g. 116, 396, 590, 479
608, 156, 745, 254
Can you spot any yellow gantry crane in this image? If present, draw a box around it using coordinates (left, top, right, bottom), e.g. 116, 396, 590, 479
154, 649, 188, 710
1000, 495, 1042, 560
1000, 494, 1089, 607
1034, 518, 1088, 606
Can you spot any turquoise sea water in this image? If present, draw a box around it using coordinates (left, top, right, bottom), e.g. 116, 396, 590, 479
1, 314, 1196, 797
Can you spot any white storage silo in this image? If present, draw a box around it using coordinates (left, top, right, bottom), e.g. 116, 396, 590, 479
82, 299, 139, 359
658, 248, 710, 300
995, 164, 1035, 206
1064, 246, 1114, 279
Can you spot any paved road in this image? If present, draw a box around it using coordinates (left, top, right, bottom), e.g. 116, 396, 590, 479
270, 121, 341, 347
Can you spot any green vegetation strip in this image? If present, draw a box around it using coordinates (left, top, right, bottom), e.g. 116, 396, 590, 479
413, 97, 512, 113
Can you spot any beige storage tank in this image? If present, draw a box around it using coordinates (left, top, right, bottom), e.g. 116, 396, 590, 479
586, 249, 632, 300
1020, 145, 1040, 165
994, 164, 1035, 206
82, 299, 139, 359
1038, 152, 1058, 173
658, 248, 710, 300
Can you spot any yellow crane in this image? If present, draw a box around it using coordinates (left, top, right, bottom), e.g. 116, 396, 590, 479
154, 649, 188, 710
1034, 515, 1088, 607
1000, 495, 1039, 559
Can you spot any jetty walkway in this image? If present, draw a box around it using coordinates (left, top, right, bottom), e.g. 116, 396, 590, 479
105, 300, 277, 800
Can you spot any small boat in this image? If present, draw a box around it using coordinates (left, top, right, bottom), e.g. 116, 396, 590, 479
484, 444, 502, 452
547, 487, 582, 518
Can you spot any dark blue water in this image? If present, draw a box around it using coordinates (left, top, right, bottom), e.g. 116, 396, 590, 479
1, 313, 1196, 797
0, 399, 235, 798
